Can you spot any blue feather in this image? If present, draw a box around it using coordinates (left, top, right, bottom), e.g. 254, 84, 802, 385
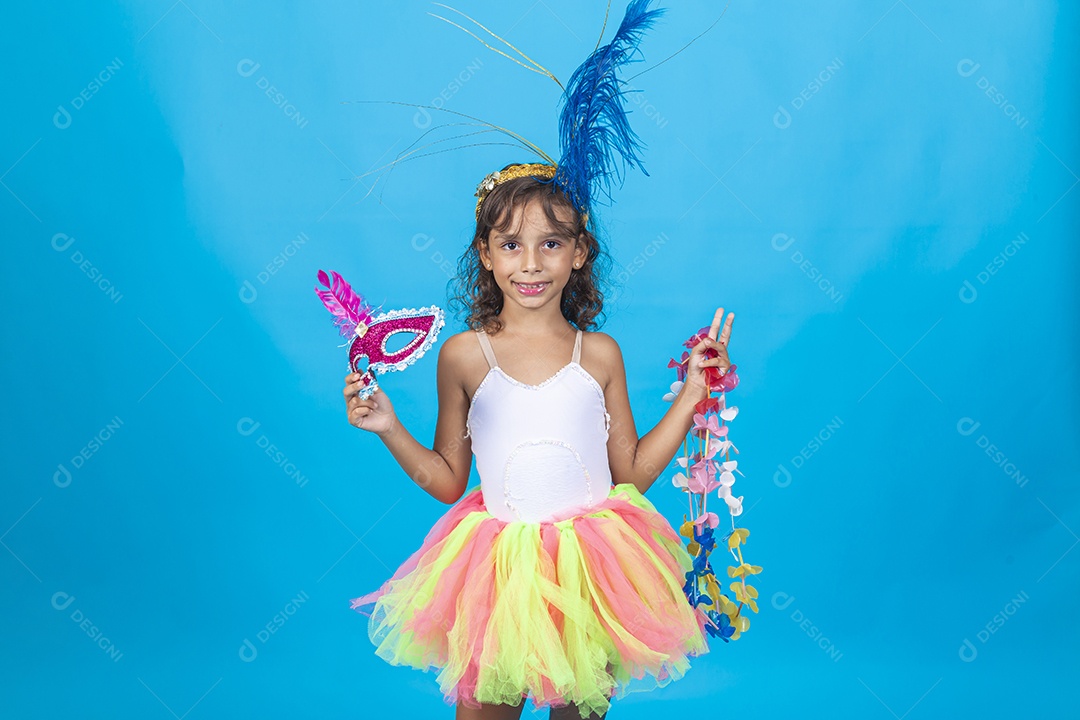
555, 0, 665, 214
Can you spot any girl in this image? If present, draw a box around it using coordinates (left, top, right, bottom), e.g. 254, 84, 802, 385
342, 163, 735, 719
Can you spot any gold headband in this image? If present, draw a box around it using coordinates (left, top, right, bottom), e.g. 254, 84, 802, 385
474, 163, 557, 219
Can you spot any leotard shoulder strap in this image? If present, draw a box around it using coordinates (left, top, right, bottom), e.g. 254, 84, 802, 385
475, 328, 582, 370
475, 329, 499, 369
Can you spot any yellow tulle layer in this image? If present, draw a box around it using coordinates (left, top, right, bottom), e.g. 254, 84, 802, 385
352, 483, 710, 717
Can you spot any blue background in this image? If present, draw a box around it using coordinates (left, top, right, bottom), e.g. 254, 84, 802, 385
3, 1, 1077, 717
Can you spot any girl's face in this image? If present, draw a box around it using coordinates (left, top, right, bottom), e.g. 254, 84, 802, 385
479, 199, 587, 309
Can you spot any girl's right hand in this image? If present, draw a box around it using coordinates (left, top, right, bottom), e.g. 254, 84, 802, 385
343, 373, 397, 436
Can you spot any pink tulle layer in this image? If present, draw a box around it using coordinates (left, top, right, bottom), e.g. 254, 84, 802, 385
350, 483, 710, 716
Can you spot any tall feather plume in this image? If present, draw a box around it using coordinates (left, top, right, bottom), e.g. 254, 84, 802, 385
314, 269, 378, 340
556, 0, 664, 215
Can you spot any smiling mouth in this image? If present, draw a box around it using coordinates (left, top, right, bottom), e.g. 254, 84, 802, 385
513, 281, 550, 295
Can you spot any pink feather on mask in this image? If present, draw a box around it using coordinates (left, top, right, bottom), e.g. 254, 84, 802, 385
314, 269, 377, 339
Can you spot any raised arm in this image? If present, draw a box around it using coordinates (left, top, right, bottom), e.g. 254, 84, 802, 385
345, 332, 474, 505
600, 309, 733, 495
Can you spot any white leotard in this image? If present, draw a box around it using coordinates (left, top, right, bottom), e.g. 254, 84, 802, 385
465, 328, 613, 523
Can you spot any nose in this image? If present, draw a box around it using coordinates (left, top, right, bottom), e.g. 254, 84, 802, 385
521, 244, 542, 272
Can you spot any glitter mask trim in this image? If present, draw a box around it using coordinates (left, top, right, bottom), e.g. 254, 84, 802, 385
315, 269, 445, 400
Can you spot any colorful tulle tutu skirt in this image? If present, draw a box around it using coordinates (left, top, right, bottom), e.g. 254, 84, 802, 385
350, 482, 710, 717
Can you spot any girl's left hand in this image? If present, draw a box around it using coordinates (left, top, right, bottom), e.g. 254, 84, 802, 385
683, 307, 734, 400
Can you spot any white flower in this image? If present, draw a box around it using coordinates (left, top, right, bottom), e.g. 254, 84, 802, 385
710, 439, 732, 455
724, 494, 744, 516
719, 466, 736, 488
662, 380, 684, 403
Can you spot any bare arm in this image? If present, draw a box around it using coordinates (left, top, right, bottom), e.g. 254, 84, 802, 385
604, 338, 700, 494
345, 332, 474, 505
603, 309, 733, 494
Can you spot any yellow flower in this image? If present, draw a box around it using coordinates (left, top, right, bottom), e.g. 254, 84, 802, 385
727, 562, 763, 579
705, 574, 722, 604
730, 581, 759, 612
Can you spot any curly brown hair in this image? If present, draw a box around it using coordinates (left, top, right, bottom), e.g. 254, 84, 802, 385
447, 166, 615, 335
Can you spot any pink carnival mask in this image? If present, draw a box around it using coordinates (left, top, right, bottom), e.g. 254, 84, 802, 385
315, 269, 445, 399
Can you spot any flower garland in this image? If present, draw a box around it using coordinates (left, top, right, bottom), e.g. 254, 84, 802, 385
663, 327, 762, 642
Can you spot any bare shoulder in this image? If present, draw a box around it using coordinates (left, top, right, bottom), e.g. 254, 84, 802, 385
438, 329, 482, 371
437, 329, 484, 396
581, 330, 624, 391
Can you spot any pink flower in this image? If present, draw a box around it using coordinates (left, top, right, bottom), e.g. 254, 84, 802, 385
710, 363, 739, 394
688, 458, 720, 494
694, 511, 720, 530
691, 443, 720, 463
692, 412, 727, 440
